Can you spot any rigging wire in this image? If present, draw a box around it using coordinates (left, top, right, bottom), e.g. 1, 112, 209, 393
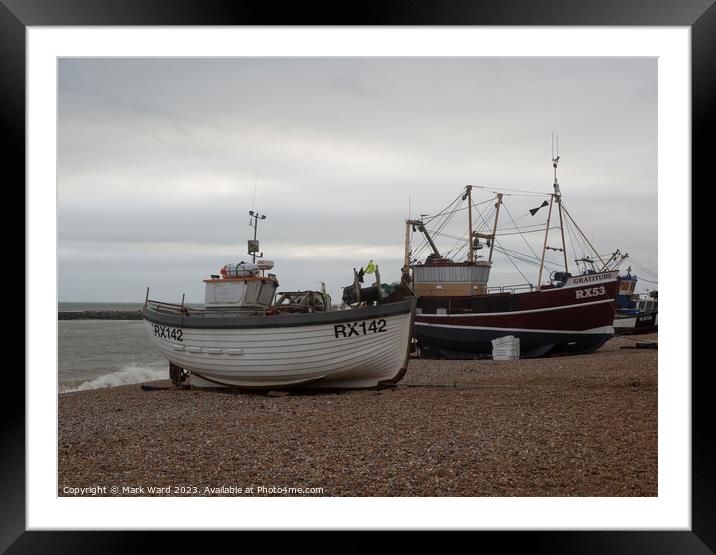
442, 233, 469, 259
421, 190, 466, 223
496, 227, 562, 237
492, 245, 561, 277
495, 222, 557, 232
496, 247, 533, 285
472, 185, 552, 197
501, 202, 541, 262
412, 195, 465, 260
412, 194, 466, 260
433, 226, 560, 242
417, 196, 495, 261
562, 203, 589, 265
629, 257, 658, 279
493, 245, 561, 270
471, 199, 534, 286
560, 199, 606, 266
409, 184, 639, 287
409, 188, 566, 288
509, 210, 537, 227
563, 211, 579, 272
421, 197, 494, 221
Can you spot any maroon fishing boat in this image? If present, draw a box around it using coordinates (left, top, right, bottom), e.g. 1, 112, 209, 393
409, 260, 619, 358
400, 142, 620, 358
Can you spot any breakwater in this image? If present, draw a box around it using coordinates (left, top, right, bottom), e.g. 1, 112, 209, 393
59, 311, 143, 320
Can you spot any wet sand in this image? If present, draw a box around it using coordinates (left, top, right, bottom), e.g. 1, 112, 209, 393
58, 334, 657, 497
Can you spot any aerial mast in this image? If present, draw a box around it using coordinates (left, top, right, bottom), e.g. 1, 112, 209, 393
466, 185, 474, 263
470, 193, 502, 264
487, 193, 503, 263
248, 209, 266, 263
548, 136, 607, 271
552, 134, 569, 273
402, 216, 412, 280
536, 195, 555, 286
537, 134, 571, 286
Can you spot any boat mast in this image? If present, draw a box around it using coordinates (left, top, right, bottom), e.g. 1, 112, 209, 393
488, 193, 503, 263
536, 194, 554, 286
470, 193, 502, 263
402, 197, 413, 280
248, 209, 266, 263
466, 185, 474, 263
552, 136, 569, 273
402, 219, 412, 278
537, 135, 570, 285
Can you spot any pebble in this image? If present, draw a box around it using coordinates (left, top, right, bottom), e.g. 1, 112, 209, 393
58, 334, 657, 497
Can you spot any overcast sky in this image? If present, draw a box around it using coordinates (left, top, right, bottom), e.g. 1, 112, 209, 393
58, 57, 657, 303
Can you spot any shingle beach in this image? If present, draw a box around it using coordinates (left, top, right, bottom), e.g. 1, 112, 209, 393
59, 334, 657, 497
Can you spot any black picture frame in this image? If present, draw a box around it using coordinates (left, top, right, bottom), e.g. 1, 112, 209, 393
4, 1, 712, 552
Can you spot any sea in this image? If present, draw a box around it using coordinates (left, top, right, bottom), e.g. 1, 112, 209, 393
58, 302, 167, 393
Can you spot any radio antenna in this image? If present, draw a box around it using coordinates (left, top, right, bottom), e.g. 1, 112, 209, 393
250, 173, 258, 212
248, 209, 266, 263
552, 133, 560, 195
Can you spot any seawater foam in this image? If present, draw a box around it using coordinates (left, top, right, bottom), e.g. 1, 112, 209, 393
61, 363, 166, 393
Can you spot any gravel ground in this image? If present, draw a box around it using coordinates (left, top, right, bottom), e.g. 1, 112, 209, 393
58, 333, 657, 497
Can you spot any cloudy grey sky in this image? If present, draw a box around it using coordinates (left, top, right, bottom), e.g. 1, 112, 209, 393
58, 57, 657, 303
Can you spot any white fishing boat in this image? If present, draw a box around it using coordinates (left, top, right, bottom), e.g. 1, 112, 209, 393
142, 211, 416, 389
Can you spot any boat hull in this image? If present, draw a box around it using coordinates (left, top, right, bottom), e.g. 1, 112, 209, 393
415, 323, 614, 358
614, 311, 658, 335
413, 271, 619, 358
142, 299, 415, 389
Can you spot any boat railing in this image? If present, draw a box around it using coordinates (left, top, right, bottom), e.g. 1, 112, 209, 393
145, 298, 193, 315
487, 283, 536, 294
145, 298, 270, 318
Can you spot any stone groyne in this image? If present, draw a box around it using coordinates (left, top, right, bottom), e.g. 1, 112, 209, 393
59, 311, 143, 320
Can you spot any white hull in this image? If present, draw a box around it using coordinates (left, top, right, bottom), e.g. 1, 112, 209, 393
143, 305, 414, 389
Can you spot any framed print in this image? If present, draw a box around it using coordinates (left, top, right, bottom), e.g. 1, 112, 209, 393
5, 0, 714, 552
